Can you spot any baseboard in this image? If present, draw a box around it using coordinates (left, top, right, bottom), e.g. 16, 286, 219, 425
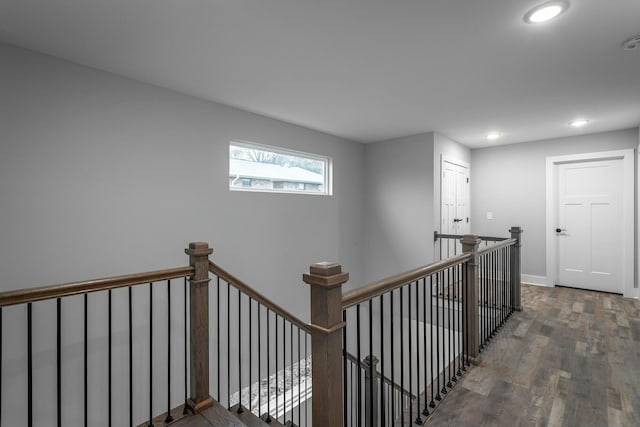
521, 274, 553, 287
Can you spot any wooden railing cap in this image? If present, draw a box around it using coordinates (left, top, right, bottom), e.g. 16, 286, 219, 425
309, 262, 342, 276
461, 234, 481, 246
185, 242, 213, 256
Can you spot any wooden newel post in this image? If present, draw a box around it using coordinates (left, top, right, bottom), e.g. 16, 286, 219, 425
509, 227, 523, 311
461, 235, 480, 358
303, 262, 349, 427
185, 242, 214, 413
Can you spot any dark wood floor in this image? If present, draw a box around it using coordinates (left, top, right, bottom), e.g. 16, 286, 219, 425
427, 284, 640, 427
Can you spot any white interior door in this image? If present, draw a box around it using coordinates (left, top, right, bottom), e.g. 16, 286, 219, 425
556, 159, 624, 293
441, 159, 470, 236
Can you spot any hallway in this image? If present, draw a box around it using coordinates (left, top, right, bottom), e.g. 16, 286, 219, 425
427, 284, 640, 427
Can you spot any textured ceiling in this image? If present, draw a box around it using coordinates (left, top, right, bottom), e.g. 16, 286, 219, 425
1, 0, 639, 147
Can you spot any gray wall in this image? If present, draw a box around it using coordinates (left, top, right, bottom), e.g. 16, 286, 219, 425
0, 43, 364, 314
470, 128, 639, 278
362, 133, 435, 283
0, 43, 366, 425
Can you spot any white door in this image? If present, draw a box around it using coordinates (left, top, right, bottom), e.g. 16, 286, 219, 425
441, 159, 470, 236
556, 159, 623, 293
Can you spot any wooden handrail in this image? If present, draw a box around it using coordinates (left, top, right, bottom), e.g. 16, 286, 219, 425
342, 253, 472, 310
0, 266, 195, 308
434, 231, 507, 243
477, 238, 517, 256
344, 351, 417, 400
209, 261, 312, 334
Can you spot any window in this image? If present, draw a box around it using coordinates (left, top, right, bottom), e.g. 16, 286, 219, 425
229, 141, 332, 195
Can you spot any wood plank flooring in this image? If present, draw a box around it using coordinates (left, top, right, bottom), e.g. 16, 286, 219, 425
426, 284, 640, 427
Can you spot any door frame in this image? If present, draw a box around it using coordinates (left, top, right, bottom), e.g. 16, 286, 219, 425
440, 155, 470, 233
545, 149, 635, 297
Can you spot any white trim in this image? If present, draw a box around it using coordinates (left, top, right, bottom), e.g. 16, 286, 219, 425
521, 274, 554, 287
441, 154, 470, 169
545, 149, 635, 297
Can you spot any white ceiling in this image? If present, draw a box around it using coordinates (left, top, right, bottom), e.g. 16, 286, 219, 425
1, 0, 639, 148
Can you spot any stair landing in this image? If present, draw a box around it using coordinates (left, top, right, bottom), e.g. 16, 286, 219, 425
171, 402, 285, 427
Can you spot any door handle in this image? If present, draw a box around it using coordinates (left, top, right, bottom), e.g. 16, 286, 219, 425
555, 228, 566, 233
453, 218, 463, 223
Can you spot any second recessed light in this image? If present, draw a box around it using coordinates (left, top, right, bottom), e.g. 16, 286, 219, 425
524, 1, 570, 24
569, 119, 589, 127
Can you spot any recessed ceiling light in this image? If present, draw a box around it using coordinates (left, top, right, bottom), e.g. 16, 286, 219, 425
524, 1, 569, 24
487, 132, 503, 141
569, 119, 589, 127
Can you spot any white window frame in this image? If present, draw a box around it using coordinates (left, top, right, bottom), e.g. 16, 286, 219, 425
229, 141, 333, 196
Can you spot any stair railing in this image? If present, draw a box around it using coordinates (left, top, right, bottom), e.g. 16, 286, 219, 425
344, 351, 416, 427
304, 226, 522, 426
208, 260, 313, 426
0, 263, 196, 426
0, 227, 522, 426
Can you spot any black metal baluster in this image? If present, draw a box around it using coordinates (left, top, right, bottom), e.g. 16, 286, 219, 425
109, 290, 113, 427
429, 275, 435, 409
489, 252, 496, 340
400, 287, 405, 425
282, 315, 285, 422
483, 254, 488, 344
148, 283, 153, 427
249, 298, 253, 414
56, 300, 61, 427
166, 280, 173, 423
0, 306, 2, 427
485, 253, 490, 344
304, 332, 308, 427
297, 328, 301, 427
435, 272, 441, 401
446, 268, 453, 389
258, 304, 262, 418
216, 277, 221, 403
462, 263, 468, 369
289, 322, 293, 424
351, 349, 355, 427
451, 266, 457, 382
129, 287, 133, 427
227, 282, 230, 409
237, 289, 243, 413
422, 278, 430, 417
85, 294, 88, 427
27, 303, 33, 427
442, 269, 448, 394
480, 254, 486, 347
408, 283, 413, 424
508, 246, 512, 316
496, 249, 500, 328
457, 265, 463, 376
184, 277, 189, 414
504, 247, 508, 321
415, 280, 423, 424
505, 247, 510, 317
356, 304, 362, 427
493, 251, 497, 337
276, 315, 279, 421
442, 269, 449, 395
265, 309, 271, 423
343, 310, 348, 427
380, 294, 386, 425
390, 290, 395, 422
498, 248, 505, 328
368, 299, 374, 427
